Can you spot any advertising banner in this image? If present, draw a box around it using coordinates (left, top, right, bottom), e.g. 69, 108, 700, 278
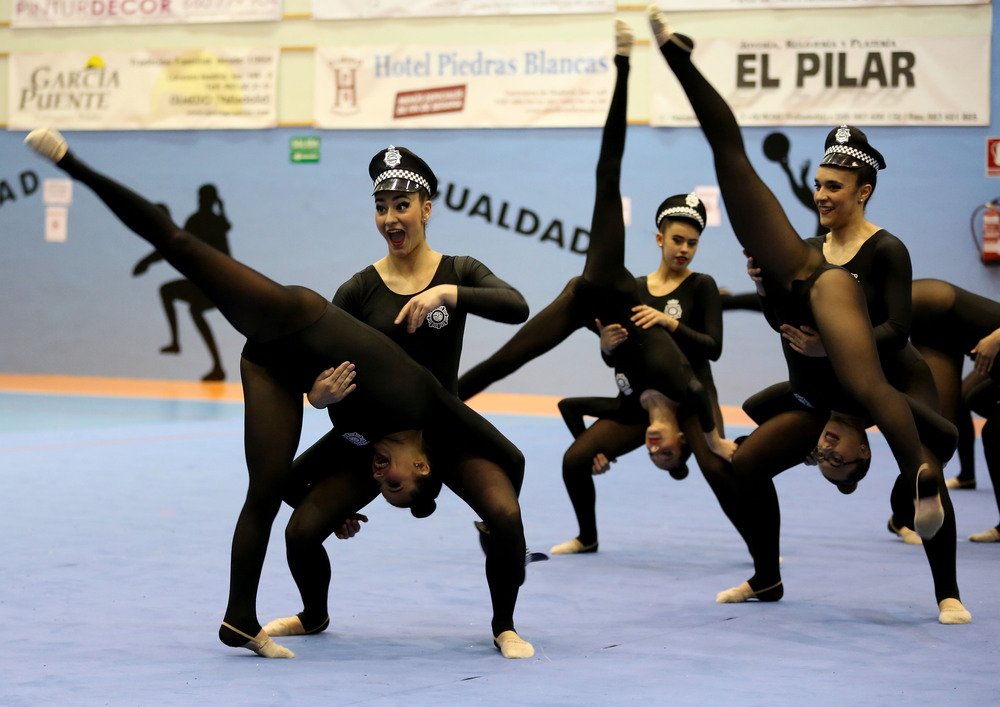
312, 0, 613, 20
315, 41, 614, 129
10, 48, 279, 130
657, 0, 987, 9
11, 0, 281, 27
650, 34, 990, 127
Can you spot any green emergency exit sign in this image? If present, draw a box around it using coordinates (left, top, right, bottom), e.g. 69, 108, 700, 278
291, 137, 320, 163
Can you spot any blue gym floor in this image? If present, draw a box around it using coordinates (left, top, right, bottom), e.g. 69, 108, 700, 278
1, 390, 997, 706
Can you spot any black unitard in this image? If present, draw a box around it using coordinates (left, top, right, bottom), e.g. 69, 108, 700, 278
282, 254, 528, 632
46, 148, 529, 644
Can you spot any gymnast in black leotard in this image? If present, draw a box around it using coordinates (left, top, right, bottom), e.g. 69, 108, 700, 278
647, 4, 965, 622
457, 24, 735, 475
549, 190, 738, 555
911, 278, 1000, 542
25, 129, 536, 660
261, 146, 530, 645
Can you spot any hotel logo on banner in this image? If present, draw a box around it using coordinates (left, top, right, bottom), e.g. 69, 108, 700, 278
314, 41, 612, 129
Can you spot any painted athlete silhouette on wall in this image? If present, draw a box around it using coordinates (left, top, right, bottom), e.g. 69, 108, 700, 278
132, 184, 231, 381
762, 132, 824, 239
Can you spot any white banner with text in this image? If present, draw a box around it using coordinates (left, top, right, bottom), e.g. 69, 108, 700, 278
312, 0, 613, 19
11, 0, 280, 27
650, 34, 990, 127
9, 48, 278, 130
314, 41, 614, 129
658, 0, 987, 8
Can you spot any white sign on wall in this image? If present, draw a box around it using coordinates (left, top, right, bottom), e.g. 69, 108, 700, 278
9, 48, 279, 130
12, 0, 281, 28
314, 41, 615, 129
657, 0, 987, 8
651, 35, 990, 127
312, 0, 613, 19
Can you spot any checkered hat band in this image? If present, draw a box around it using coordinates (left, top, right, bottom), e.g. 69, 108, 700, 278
658, 206, 705, 229
373, 169, 431, 193
824, 145, 881, 171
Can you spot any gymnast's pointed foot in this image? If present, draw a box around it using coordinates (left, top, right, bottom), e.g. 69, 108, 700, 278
646, 4, 693, 52
945, 475, 976, 490
887, 516, 922, 545
25, 127, 68, 164
493, 630, 534, 659
262, 614, 330, 637
615, 19, 634, 57
220, 622, 294, 658
549, 537, 598, 555
913, 463, 945, 540
716, 579, 783, 603
938, 598, 971, 625
969, 526, 1000, 542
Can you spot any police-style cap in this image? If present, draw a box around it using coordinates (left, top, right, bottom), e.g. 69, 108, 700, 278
819, 125, 886, 171
655, 192, 707, 232
369, 145, 438, 198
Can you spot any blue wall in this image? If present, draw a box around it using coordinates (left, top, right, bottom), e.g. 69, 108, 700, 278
2, 15, 999, 408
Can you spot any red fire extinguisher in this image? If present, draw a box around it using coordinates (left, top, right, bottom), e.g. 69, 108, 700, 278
972, 198, 1000, 264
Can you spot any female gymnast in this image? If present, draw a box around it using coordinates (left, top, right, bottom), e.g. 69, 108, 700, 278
647, 5, 967, 622
457, 24, 735, 478
262, 145, 530, 642
25, 128, 536, 660
550, 189, 733, 554
911, 278, 1000, 542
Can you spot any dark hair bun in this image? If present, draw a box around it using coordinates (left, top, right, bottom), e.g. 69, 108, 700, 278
410, 499, 437, 518
837, 482, 858, 495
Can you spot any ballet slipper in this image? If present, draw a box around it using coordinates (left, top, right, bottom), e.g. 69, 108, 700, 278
937, 598, 972, 625
220, 622, 294, 658
549, 538, 598, 555
969, 527, 1000, 543
887, 517, 922, 545
25, 127, 68, 163
716, 580, 783, 604
945, 476, 976, 490
493, 630, 534, 659
615, 19, 634, 57
262, 614, 329, 637
913, 463, 945, 540
646, 4, 693, 52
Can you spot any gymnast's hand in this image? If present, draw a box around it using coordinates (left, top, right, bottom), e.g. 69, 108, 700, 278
779, 323, 826, 357
334, 513, 368, 540
307, 361, 357, 409
631, 304, 678, 332
592, 452, 616, 475
596, 318, 627, 355
395, 285, 458, 333
971, 327, 1000, 374
707, 430, 738, 462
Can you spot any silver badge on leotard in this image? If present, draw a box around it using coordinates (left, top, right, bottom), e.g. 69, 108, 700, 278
615, 372, 633, 396
383, 146, 402, 168
426, 305, 449, 330
664, 298, 682, 320
341, 431, 370, 446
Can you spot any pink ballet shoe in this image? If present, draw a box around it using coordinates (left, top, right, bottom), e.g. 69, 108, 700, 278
220, 622, 294, 658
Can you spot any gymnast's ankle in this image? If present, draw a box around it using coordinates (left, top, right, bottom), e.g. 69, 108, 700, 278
913, 463, 945, 540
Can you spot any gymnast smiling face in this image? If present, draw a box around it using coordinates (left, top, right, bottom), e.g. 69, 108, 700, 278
806, 414, 871, 488
372, 432, 431, 507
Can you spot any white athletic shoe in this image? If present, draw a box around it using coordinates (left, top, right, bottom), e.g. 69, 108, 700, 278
25, 127, 68, 163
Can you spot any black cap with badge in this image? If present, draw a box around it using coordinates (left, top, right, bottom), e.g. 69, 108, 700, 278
654, 192, 707, 233
819, 125, 886, 171
369, 145, 438, 198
